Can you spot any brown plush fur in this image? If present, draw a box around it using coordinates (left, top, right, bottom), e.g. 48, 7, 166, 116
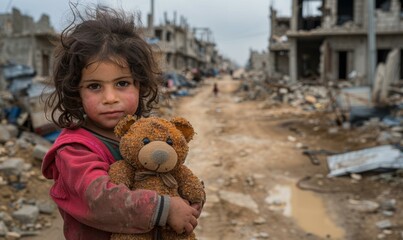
109, 115, 205, 240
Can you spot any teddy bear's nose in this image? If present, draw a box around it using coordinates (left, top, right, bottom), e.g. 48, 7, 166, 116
152, 150, 169, 165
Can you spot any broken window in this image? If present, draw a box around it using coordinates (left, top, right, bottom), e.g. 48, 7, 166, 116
298, 0, 323, 30
302, 0, 322, 17
377, 49, 391, 64
375, 0, 391, 11
297, 39, 322, 79
166, 31, 172, 42
42, 54, 49, 77
274, 51, 289, 75
337, 0, 354, 25
155, 29, 162, 40
401, 0, 403, 17
400, 49, 403, 80
166, 53, 172, 64
338, 51, 348, 80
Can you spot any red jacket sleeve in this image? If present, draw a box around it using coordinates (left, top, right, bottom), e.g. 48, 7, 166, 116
51, 144, 161, 233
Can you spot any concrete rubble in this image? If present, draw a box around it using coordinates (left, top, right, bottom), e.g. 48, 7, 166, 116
235, 70, 402, 147
0, 126, 54, 239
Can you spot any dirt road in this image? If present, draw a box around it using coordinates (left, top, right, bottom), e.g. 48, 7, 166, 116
25, 75, 402, 240
173, 75, 403, 240
174, 76, 343, 240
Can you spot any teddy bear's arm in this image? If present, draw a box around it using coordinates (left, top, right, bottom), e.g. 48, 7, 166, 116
108, 160, 135, 188
173, 165, 206, 204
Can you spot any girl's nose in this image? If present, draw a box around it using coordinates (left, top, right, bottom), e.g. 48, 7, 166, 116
103, 87, 119, 104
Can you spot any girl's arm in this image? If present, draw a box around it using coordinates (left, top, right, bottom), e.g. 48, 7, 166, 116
52, 144, 169, 233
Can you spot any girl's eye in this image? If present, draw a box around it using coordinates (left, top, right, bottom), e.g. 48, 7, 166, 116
87, 83, 101, 90
143, 138, 150, 145
166, 138, 173, 145
116, 81, 130, 87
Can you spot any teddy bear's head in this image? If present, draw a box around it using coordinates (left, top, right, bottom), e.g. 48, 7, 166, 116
114, 115, 195, 173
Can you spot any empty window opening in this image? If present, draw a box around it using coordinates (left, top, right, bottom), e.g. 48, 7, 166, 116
297, 39, 322, 80
298, 0, 323, 30
275, 51, 289, 75
400, 0, 403, 17
155, 29, 162, 40
166, 53, 172, 64
302, 0, 322, 17
400, 49, 403, 80
166, 32, 172, 42
337, 0, 354, 25
377, 49, 391, 64
42, 54, 49, 77
376, 0, 391, 11
338, 51, 348, 80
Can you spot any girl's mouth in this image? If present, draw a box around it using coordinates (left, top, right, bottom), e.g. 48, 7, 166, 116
101, 111, 124, 118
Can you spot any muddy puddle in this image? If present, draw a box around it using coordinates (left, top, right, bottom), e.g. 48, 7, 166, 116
266, 182, 345, 239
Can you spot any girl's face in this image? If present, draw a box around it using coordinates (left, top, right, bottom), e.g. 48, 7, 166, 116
79, 60, 139, 135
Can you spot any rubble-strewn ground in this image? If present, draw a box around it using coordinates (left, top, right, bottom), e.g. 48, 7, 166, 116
1, 75, 402, 240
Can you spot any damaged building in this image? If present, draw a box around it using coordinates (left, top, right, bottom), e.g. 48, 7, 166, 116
0, 8, 58, 137
247, 49, 269, 74
0, 8, 57, 81
270, 0, 403, 86
268, 7, 290, 79
149, 12, 222, 72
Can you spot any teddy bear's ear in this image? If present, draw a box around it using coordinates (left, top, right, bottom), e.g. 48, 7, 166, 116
170, 117, 195, 142
114, 115, 137, 138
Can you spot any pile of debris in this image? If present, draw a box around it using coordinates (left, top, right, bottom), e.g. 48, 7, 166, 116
237, 70, 402, 137
0, 125, 56, 239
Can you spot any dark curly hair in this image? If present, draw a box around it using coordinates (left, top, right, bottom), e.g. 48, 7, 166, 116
45, 4, 161, 129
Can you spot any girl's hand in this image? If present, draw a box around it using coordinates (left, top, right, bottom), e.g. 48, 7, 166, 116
167, 197, 198, 234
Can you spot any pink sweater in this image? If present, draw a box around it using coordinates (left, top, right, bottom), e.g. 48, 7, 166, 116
42, 128, 168, 240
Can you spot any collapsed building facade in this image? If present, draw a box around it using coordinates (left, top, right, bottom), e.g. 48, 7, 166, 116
247, 49, 269, 74
152, 16, 221, 72
0, 8, 57, 82
269, 0, 403, 85
268, 7, 291, 79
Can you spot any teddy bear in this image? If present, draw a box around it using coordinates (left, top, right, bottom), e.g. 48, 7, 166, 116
108, 115, 206, 240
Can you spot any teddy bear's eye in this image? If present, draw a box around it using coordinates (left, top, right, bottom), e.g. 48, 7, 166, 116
166, 138, 173, 145
143, 138, 150, 145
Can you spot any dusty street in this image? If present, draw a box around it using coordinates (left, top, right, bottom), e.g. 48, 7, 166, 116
19, 75, 403, 240
172, 76, 403, 240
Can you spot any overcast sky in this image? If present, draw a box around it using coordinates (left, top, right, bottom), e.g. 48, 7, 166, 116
0, 0, 292, 66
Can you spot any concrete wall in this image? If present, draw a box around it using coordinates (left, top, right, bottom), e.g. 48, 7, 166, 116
0, 8, 55, 78
249, 50, 269, 73
287, 0, 403, 83
326, 36, 367, 82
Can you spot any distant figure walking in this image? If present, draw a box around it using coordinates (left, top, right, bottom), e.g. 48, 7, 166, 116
213, 83, 219, 97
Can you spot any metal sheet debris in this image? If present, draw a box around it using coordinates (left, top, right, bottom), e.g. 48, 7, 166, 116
327, 145, 403, 177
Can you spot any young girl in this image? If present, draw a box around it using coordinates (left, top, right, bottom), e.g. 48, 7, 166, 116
42, 5, 203, 240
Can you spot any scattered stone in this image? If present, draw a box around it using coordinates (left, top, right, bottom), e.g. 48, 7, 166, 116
253, 217, 266, 225
382, 210, 394, 216
0, 158, 24, 176
32, 144, 50, 160
5, 231, 21, 240
0, 221, 9, 236
380, 199, 396, 211
376, 219, 392, 229
350, 173, 362, 181
218, 190, 259, 214
0, 125, 11, 144
348, 199, 379, 213
37, 200, 55, 215
328, 127, 339, 134
12, 205, 40, 224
